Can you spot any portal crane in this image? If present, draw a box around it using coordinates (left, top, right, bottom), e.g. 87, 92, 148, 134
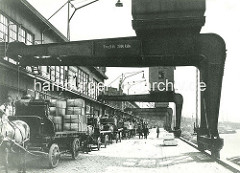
3, 0, 226, 159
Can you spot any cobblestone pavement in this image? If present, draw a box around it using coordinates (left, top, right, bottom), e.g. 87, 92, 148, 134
1, 129, 232, 173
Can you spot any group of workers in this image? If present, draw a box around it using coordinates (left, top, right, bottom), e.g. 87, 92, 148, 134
137, 124, 149, 139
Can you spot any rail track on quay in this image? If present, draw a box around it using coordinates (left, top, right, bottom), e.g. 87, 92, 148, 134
180, 137, 240, 173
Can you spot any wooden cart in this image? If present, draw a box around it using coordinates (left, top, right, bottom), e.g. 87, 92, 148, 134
7, 99, 89, 168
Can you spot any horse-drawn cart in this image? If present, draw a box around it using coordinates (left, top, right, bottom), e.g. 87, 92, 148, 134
85, 125, 102, 151
100, 118, 122, 145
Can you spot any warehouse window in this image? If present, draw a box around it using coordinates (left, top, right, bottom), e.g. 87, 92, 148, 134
80, 70, 84, 91
67, 67, 77, 91
79, 70, 84, 93
77, 69, 82, 92
77, 69, 89, 95
9, 21, 17, 42
26, 32, 33, 45
46, 66, 51, 74
55, 66, 60, 84
0, 13, 35, 66
93, 79, 99, 100
50, 66, 56, 82
54, 66, 64, 86
0, 13, 34, 45
68, 68, 74, 89
60, 66, 64, 85
18, 27, 25, 43
39, 66, 48, 78
0, 14, 8, 42
83, 72, 89, 95
64, 66, 68, 85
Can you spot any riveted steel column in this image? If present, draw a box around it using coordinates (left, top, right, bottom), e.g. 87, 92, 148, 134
173, 93, 183, 137
196, 34, 226, 158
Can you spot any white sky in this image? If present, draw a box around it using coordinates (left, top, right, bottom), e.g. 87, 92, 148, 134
27, 0, 240, 122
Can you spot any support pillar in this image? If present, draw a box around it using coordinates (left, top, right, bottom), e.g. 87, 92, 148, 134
196, 34, 226, 158
173, 93, 183, 137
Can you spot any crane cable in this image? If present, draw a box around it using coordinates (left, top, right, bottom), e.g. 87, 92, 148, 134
107, 70, 144, 87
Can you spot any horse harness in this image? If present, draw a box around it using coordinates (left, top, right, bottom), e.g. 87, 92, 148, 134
9, 120, 26, 143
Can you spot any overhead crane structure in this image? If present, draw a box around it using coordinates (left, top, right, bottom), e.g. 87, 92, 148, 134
47, 0, 124, 40
125, 79, 147, 95
106, 70, 145, 92
5, 0, 226, 158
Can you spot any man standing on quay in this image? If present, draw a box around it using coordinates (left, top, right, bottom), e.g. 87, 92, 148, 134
156, 126, 160, 138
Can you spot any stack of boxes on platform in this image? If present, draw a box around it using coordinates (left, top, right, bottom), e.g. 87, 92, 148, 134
65, 98, 87, 131
49, 99, 66, 132
49, 98, 87, 132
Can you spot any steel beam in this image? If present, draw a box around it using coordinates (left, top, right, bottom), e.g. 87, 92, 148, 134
126, 107, 173, 132
6, 36, 202, 66
99, 92, 176, 102
125, 107, 169, 112
99, 92, 183, 137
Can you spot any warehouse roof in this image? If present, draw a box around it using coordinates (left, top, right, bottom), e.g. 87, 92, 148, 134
20, 0, 69, 42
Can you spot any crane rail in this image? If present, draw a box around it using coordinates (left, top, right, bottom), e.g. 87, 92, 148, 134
180, 137, 240, 173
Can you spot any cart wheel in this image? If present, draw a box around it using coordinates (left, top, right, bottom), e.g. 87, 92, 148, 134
88, 144, 92, 152
198, 143, 205, 152
71, 138, 80, 160
104, 135, 109, 148
48, 143, 60, 168
97, 137, 101, 150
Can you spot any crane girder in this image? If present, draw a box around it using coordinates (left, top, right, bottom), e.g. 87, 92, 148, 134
6, 35, 200, 66
99, 92, 183, 137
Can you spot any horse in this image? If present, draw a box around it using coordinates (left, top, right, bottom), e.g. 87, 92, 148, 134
0, 109, 30, 173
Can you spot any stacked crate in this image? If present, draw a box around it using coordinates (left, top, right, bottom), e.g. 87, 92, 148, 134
49, 99, 66, 132
64, 98, 87, 131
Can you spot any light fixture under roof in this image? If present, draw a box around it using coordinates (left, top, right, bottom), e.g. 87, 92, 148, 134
115, 0, 123, 7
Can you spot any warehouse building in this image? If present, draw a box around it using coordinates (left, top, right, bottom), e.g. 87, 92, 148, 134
0, 0, 116, 119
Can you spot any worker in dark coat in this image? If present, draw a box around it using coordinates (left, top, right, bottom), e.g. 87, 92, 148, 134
143, 126, 149, 139
137, 125, 143, 139
156, 126, 160, 138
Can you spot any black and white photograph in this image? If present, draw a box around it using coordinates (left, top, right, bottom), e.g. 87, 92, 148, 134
0, 0, 240, 172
